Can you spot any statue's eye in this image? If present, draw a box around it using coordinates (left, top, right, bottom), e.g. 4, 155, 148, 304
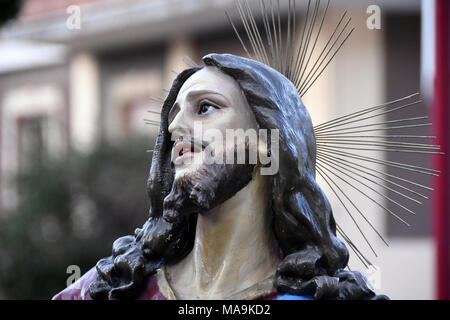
198, 102, 218, 115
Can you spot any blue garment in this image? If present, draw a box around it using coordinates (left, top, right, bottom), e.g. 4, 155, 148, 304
277, 294, 313, 300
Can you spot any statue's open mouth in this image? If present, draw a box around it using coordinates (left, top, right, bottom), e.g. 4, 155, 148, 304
172, 139, 205, 165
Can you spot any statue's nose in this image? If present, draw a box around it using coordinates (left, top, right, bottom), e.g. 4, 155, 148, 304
168, 108, 191, 136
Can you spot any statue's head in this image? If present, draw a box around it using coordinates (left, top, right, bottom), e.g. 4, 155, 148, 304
90, 53, 379, 300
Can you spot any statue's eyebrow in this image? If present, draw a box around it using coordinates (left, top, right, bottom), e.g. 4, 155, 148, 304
185, 90, 229, 103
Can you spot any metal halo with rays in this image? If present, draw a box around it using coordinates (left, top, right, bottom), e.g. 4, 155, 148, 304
225, 0, 442, 267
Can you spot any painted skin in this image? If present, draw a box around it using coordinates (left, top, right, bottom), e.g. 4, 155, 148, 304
165, 66, 279, 300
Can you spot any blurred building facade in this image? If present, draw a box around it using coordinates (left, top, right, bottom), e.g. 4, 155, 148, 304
0, 0, 431, 299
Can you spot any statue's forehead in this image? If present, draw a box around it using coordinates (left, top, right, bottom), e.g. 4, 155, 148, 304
175, 66, 241, 103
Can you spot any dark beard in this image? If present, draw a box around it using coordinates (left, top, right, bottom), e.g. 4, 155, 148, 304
162, 161, 255, 223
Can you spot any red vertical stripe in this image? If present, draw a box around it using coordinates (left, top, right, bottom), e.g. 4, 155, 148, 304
434, 0, 450, 300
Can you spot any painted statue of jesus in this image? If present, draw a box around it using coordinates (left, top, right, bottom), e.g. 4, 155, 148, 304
53, 54, 386, 300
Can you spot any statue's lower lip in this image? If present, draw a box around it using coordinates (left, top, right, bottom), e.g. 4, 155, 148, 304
173, 149, 202, 165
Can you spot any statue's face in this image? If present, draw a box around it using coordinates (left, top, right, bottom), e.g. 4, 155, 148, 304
168, 66, 259, 178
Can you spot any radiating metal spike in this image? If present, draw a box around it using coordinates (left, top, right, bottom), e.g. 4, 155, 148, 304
315, 146, 440, 175
317, 166, 386, 256
317, 153, 423, 205
315, 102, 425, 134
314, 93, 420, 130
317, 150, 433, 194
317, 161, 411, 226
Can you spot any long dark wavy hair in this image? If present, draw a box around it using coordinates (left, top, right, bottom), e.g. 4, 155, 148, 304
89, 53, 385, 300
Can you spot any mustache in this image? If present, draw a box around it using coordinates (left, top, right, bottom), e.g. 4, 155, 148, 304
172, 136, 209, 150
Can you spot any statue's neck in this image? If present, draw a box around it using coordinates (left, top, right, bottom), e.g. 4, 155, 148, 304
164, 173, 279, 299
